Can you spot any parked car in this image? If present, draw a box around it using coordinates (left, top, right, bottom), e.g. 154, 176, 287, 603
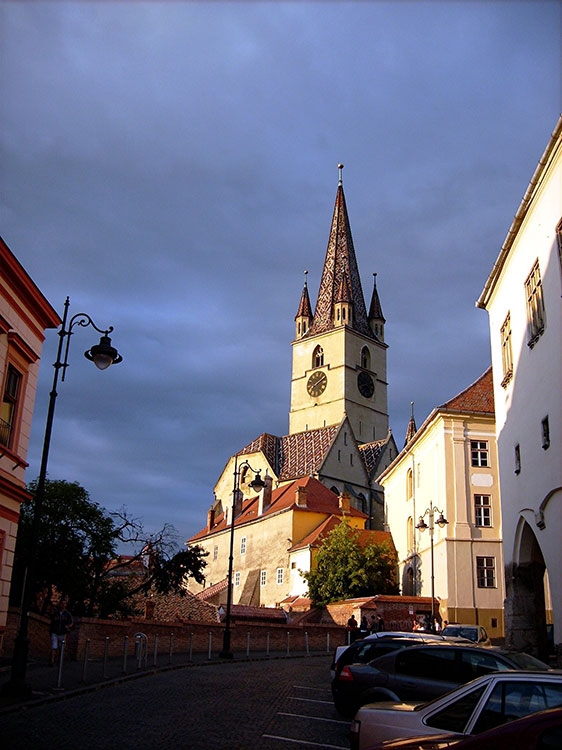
441, 624, 491, 646
370, 706, 562, 750
333, 641, 551, 716
330, 632, 449, 680
349, 670, 562, 750
331, 633, 450, 680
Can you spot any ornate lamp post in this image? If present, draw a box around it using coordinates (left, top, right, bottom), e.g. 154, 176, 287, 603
8, 297, 122, 695
219, 455, 265, 659
416, 502, 448, 627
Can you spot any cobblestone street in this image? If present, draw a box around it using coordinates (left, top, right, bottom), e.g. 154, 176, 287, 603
0, 655, 348, 749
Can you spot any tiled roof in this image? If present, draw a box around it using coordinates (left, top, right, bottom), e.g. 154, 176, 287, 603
295, 281, 312, 319
358, 438, 386, 475
368, 273, 385, 323
290, 516, 393, 552
237, 432, 278, 468
304, 183, 375, 340
278, 425, 338, 480
440, 367, 494, 414
196, 578, 228, 601
188, 476, 366, 543
222, 604, 287, 622
146, 590, 220, 623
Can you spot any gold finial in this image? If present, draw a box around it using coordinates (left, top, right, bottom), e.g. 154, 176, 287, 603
338, 163, 344, 186
304, 270, 308, 287
411, 401, 415, 418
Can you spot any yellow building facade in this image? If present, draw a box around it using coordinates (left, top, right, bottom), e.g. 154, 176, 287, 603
378, 369, 505, 640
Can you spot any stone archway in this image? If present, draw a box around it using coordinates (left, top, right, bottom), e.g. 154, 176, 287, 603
505, 518, 549, 659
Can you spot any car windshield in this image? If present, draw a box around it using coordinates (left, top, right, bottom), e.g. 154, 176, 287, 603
443, 626, 477, 642
504, 651, 550, 670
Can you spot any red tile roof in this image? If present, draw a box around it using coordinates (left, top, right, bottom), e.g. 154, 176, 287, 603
196, 578, 228, 601
188, 476, 366, 543
221, 604, 287, 622
440, 367, 494, 414
290, 515, 394, 552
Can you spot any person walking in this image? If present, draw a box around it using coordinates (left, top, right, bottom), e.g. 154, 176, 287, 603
49, 599, 73, 665
347, 614, 359, 642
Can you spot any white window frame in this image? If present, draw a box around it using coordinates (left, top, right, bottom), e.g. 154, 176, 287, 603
476, 557, 495, 588
234, 571, 240, 587
240, 536, 246, 555
471, 440, 489, 467
474, 495, 492, 527
260, 570, 267, 586
525, 259, 546, 347
276, 567, 284, 585
213, 545, 218, 561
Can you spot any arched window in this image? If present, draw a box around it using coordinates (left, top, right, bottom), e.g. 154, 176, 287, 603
407, 516, 414, 551
407, 469, 413, 500
405, 567, 414, 596
313, 346, 324, 368
361, 346, 370, 370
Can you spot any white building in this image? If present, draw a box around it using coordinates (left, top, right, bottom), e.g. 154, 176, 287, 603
477, 115, 562, 661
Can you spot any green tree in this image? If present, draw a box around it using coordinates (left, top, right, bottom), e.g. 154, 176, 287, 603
303, 520, 398, 606
10, 478, 207, 618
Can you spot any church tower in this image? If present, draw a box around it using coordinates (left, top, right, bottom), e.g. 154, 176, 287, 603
289, 166, 389, 442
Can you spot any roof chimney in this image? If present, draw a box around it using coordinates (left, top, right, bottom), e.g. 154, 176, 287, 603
295, 485, 308, 508
207, 507, 215, 532
338, 491, 350, 513
233, 488, 243, 519
257, 473, 273, 516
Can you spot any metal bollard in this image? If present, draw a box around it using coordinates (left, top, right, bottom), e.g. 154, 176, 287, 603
153, 634, 159, 666
327, 632, 330, 653
123, 635, 128, 673
81, 638, 90, 683
56, 637, 65, 688
189, 632, 193, 661
208, 632, 212, 660
168, 633, 174, 665
347, 630, 351, 645
103, 636, 109, 679
246, 632, 250, 657
266, 632, 270, 656
286, 631, 290, 656
305, 631, 309, 655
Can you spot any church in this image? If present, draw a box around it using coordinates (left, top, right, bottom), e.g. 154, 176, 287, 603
187, 167, 397, 606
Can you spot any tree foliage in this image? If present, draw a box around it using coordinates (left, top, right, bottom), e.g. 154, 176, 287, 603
11, 478, 207, 618
303, 520, 399, 606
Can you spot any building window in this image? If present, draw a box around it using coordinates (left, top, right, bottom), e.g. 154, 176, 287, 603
350, 453, 353, 466
471, 440, 489, 467
417, 463, 421, 487
407, 516, 414, 552
291, 562, 296, 569
312, 345, 324, 369
541, 416, 550, 450
234, 572, 240, 586
344, 432, 347, 445
213, 545, 218, 560
500, 313, 513, 388
240, 536, 246, 555
276, 568, 284, 584
474, 495, 492, 527
338, 450, 341, 462
515, 443, 521, 475
1, 365, 22, 448
476, 557, 496, 588
525, 260, 545, 347
361, 346, 370, 370
406, 468, 413, 500
260, 570, 267, 586
0, 529, 4, 579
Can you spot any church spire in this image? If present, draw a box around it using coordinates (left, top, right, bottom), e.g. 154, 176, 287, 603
295, 270, 312, 339
368, 272, 385, 341
305, 165, 374, 340
404, 401, 417, 446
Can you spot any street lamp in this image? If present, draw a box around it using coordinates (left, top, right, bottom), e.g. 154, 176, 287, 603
219, 455, 265, 658
7, 297, 122, 696
416, 502, 448, 627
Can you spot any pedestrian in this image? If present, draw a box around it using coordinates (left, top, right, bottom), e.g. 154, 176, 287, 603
347, 613, 359, 641
49, 598, 73, 665
369, 614, 377, 634
377, 614, 385, 632
433, 618, 441, 633
360, 615, 368, 634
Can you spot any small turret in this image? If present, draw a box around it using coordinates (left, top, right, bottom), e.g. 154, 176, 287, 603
295, 270, 312, 339
404, 401, 417, 446
368, 273, 385, 341
333, 270, 353, 327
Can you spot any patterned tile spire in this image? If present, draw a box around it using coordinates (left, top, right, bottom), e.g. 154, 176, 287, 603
295, 270, 312, 319
404, 401, 417, 446
305, 165, 374, 339
368, 272, 385, 323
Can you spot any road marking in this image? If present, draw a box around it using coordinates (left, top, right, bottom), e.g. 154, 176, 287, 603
277, 712, 350, 725
288, 697, 333, 705
293, 685, 332, 692
262, 735, 347, 749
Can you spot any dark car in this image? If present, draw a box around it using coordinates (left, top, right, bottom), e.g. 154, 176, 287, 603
332, 633, 448, 680
332, 641, 551, 716
441, 624, 491, 646
373, 706, 562, 749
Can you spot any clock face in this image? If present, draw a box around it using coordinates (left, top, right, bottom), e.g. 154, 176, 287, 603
357, 371, 374, 398
307, 371, 327, 397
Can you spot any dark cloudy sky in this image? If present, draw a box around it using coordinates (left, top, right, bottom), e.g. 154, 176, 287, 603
1, 1, 560, 545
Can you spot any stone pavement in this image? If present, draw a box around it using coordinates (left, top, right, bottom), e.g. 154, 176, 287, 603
0, 644, 330, 713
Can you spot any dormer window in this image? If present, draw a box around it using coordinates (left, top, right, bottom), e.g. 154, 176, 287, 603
313, 346, 324, 368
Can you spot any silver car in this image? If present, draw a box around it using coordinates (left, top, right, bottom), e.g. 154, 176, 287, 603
350, 670, 562, 750
441, 624, 491, 647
